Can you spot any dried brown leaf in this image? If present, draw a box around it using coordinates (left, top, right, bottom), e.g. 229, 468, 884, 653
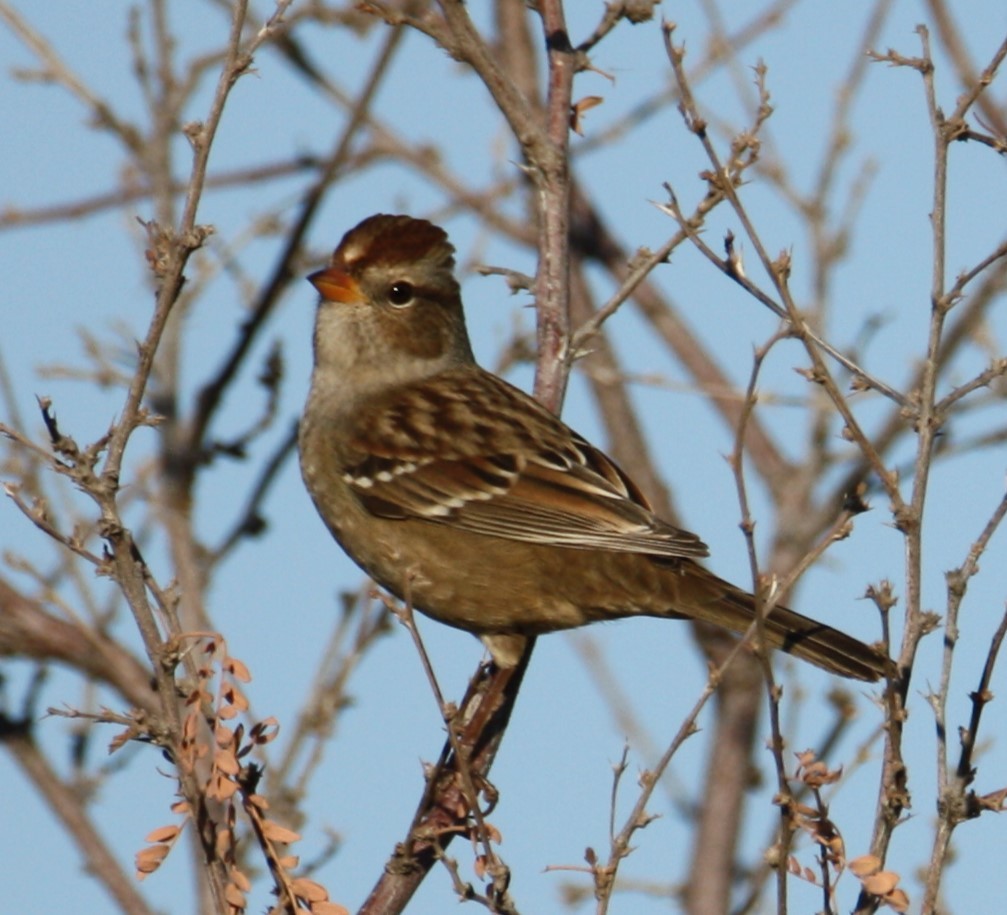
849, 854, 881, 877
247, 793, 269, 811
135, 843, 170, 877
291, 877, 328, 902
226, 656, 252, 682
250, 716, 280, 745
183, 710, 200, 739
223, 880, 246, 909
570, 95, 604, 135
311, 903, 349, 915
261, 820, 300, 844
185, 688, 204, 707
144, 824, 180, 844
795, 749, 817, 768
885, 888, 910, 912
222, 683, 249, 711
208, 773, 239, 800
863, 871, 900, 896
230, 867, 251, 892
109, 726, 134, 754
215, 748, 240, 775
978, 786, 1007, 811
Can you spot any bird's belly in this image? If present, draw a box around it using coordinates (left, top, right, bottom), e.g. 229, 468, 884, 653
336, 515, 627, 635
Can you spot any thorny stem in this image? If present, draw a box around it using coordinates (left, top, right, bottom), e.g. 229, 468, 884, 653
3, 1, 295, 909
924, 608, 1007, 911
187, 3, 399, 470
922, 484, 1007, 911
392, 590, 513, 906
595, 613, 789, 915
729, 333, 793, 914
857, 32, 945, 904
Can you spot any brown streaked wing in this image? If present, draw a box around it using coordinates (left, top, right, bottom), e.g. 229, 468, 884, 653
435, 456, 709, 557
351, 454, 520, 520
343, 371, 709, 559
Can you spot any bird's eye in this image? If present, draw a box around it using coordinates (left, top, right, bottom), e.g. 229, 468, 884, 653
387, 281, 415, 307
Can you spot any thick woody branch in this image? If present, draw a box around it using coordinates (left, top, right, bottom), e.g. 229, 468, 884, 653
0, 579, 156, 713
359, 651, 532, 914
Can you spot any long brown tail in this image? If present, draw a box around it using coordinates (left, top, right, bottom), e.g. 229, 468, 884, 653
670, 565, 889, 682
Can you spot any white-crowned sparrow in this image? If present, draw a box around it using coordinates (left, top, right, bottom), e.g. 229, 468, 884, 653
299, 214, 887, 681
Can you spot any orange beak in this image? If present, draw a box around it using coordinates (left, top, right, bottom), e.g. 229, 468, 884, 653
309, 266, 362, 304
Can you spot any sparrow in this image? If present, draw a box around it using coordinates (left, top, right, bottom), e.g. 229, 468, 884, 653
299, 214, 888, 682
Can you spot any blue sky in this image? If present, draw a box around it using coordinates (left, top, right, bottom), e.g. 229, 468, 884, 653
3, 3, 1007, 913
